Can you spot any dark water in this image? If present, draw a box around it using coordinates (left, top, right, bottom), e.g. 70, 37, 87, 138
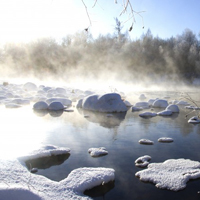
16, 91, 200, 199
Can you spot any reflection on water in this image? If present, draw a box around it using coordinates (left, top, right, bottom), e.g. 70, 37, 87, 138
1, 91, 200, 199
25, 153, 70, 170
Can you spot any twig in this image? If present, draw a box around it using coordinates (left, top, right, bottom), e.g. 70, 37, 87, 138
81, 0, 92, 27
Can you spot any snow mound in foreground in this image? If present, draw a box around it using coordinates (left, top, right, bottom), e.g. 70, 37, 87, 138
135, 158, 200, 191
188, 116, 200, 124
81, 93, 127, 113
0, 158, 115, 200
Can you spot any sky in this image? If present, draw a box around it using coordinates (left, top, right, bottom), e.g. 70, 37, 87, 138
0, 0, 200, 44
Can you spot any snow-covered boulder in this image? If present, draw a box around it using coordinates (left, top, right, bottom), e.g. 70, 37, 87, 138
158, 137, 174, 143
48, 102, 65, 111
188, 116, 200, 124
135, 155, 151, 168
139, 112, 157, 118
123, 100, 132, 107
82, 93, 127, 113
135, 158, 200, 191
157, 110, 173, 116
152, 99, 168, 108
132, 106, 143, 111
46, 98, 72, 107
166, 104, 179, 113
134, 102, 149, 109
139, 139, 154, 145
76, 99, 83, 108
23, 82, 37, 91
88, 147, 108, 157
33, 101, 49, 110
139, 94, 146, 100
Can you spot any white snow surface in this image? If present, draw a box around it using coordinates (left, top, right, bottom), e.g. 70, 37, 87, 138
135, 158, 200, 191
88, 147, 108, 157
135, 155, 151, 168
0, 145, 115, 200
82, 93, 127, 113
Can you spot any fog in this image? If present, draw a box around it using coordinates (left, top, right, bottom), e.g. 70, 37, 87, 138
0, 28, 200, 92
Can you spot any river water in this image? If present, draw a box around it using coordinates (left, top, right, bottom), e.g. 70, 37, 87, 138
1, 91, 200, 200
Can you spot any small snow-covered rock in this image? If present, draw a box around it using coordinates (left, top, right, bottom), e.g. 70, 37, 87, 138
148, 99, 158, 106
33, 101, 49, 110
158, 137, 174, 143
139, 112, 157, 118
139, 94, 146, 100
135, 155, 151, 168
139, 139, 154, 145
46, 98, 72, 107
157, 110, 172, 116
166, 104, 179, 113
188, 116, 200, 124
23, 82, 37, 91
88, 147, 108, 157
134, 102, 149, 109
152, 99, 168, 108
132, 106, 143, 111
176, 100, 190, 106
76, 99, 83, 108
48, 102, 65, 111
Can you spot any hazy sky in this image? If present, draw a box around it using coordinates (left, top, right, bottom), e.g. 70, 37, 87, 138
0, 0, 200, 43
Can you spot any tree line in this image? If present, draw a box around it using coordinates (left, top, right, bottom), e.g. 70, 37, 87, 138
0, 27, 200, 84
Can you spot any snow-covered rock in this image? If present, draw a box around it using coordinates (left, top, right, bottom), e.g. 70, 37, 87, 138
135, 158, 200, 191
139, 139, 154, 145
139, 94, 146, 100
166, 104, 179, 113
152, 99, 168, 108
157, 110, 172, 116
48, 102, 65, 111
188, 116, 200, 124
88, 147, 108, 157
139, 112, 157, 118
123, 100, 132, 107
82, 93, 127, 113
135, 155, 151, 168
33, 101, 49, 110
46, 98, 72, 107
134, 102, 149, 109
23, 82, 37, 91
158, 137, 174, 143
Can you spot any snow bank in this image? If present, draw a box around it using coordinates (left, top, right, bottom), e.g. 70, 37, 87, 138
135, 158, 200, 191
135, 155, 151, 168
81, 93, 127, 113
88, 147, 108, 157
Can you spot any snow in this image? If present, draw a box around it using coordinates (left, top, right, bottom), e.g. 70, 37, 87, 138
188, 116, 200, 124
81, 93, 127, 113
46, 98, 72, 107
135, 158, 200, 191
131, 106, 143, 111
176, 100, 190, 106
139, 94, 146, 100
0, 145, 115, 200
158, 137, 174, 143
135, 155, 151, 168
139, 139, 154, 145
152, 99, 168, 108
139, 112, 157, 118
123, 100, 132, 107
88, 147, 108, 157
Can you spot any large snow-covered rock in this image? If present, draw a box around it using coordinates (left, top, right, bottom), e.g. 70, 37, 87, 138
33, 101, 49, 110
81, 93, 127, 113
166, 104, 179, 113
152, 99, 168, 108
